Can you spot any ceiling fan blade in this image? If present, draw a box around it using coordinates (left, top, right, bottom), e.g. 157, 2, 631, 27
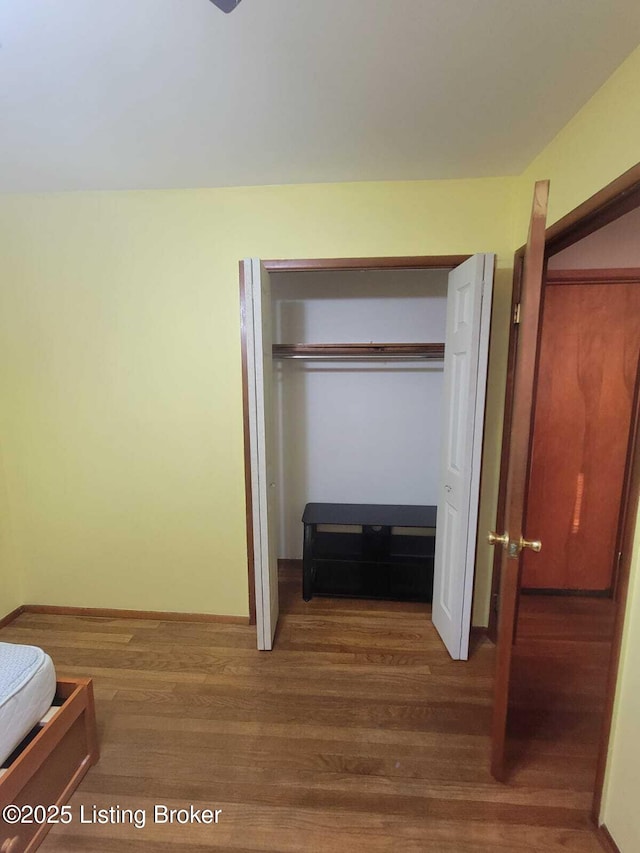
209, 0, 243, 12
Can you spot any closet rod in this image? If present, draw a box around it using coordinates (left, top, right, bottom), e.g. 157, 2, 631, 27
273, 343, 445, 360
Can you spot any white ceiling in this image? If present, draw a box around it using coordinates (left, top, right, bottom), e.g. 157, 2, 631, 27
1, 0, 639, 193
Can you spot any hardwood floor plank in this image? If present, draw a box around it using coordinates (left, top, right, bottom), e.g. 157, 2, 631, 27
0, 569, 610, 852
36, 794, 605, 853
80, 769, 594, 810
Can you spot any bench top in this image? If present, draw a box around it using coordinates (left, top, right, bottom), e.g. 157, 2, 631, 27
302, 502, 437, 528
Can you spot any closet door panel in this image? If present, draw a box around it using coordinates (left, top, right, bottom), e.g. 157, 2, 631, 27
432, 253, 493, 660
245, 259, 279, 650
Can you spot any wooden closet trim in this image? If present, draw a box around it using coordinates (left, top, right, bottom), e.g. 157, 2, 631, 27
545, 162, 640, 256
263, 255, 471, 272
240, 254, 470, 625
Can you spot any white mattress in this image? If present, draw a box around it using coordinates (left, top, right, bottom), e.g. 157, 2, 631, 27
0, 642, 56, 766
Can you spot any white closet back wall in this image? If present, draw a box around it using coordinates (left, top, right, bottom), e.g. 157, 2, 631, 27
271, 269, 448, 559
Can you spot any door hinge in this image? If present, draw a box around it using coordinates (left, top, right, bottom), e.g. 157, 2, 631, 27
492, 592, 499, 614
513, 302, 521, 325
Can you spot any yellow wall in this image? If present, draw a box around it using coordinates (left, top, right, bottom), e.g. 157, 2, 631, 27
602, 534, 640, 851
0, 178, 514, 619
511, 42, 640, 851
0, 439, 22, 617
514, 43, 640, 240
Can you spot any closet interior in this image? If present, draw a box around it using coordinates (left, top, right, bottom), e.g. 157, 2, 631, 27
269, 267, 447, 602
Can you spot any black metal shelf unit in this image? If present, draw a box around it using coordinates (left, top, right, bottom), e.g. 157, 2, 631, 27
302, 503, 436, 603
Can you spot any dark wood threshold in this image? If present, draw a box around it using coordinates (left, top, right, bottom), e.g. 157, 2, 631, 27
21, 604, 249, 625
0, 605, 25, 629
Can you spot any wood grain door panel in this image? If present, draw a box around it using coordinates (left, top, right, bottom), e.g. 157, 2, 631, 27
491, 180, 549, 781
523, 283, 640, 591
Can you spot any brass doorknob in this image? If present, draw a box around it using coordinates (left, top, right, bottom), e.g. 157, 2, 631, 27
487, 531, 509, 546
520, 536, 542, 552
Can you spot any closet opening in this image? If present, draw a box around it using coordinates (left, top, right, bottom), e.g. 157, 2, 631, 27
272, 267, 447, 608
241, 254, 495, 659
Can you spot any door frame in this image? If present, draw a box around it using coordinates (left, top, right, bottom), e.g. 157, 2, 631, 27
240, 254, 472, 626
486, 162, 640, 821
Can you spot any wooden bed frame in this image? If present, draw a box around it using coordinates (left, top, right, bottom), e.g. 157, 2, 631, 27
0, 677, 99, 853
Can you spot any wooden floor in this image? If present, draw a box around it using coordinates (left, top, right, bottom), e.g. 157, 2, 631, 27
0, 565, 611, 852
508, 595, 615, 786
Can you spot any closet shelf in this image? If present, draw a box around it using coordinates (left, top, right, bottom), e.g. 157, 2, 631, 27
273, 343, 445, 360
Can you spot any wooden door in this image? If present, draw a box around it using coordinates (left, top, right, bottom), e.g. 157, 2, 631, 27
522, 280, 640, 591
490, 181, 548, 780
244, 258, 279, 650
432, 254, 494, 660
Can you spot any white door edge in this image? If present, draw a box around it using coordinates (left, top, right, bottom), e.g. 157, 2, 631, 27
244, 258, 278, 651
432, 253, 495, 660
458, 253, 494, 659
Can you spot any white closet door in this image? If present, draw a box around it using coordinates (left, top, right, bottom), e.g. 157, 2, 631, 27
244, 258, 279, 650
432, 253, 494, 660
